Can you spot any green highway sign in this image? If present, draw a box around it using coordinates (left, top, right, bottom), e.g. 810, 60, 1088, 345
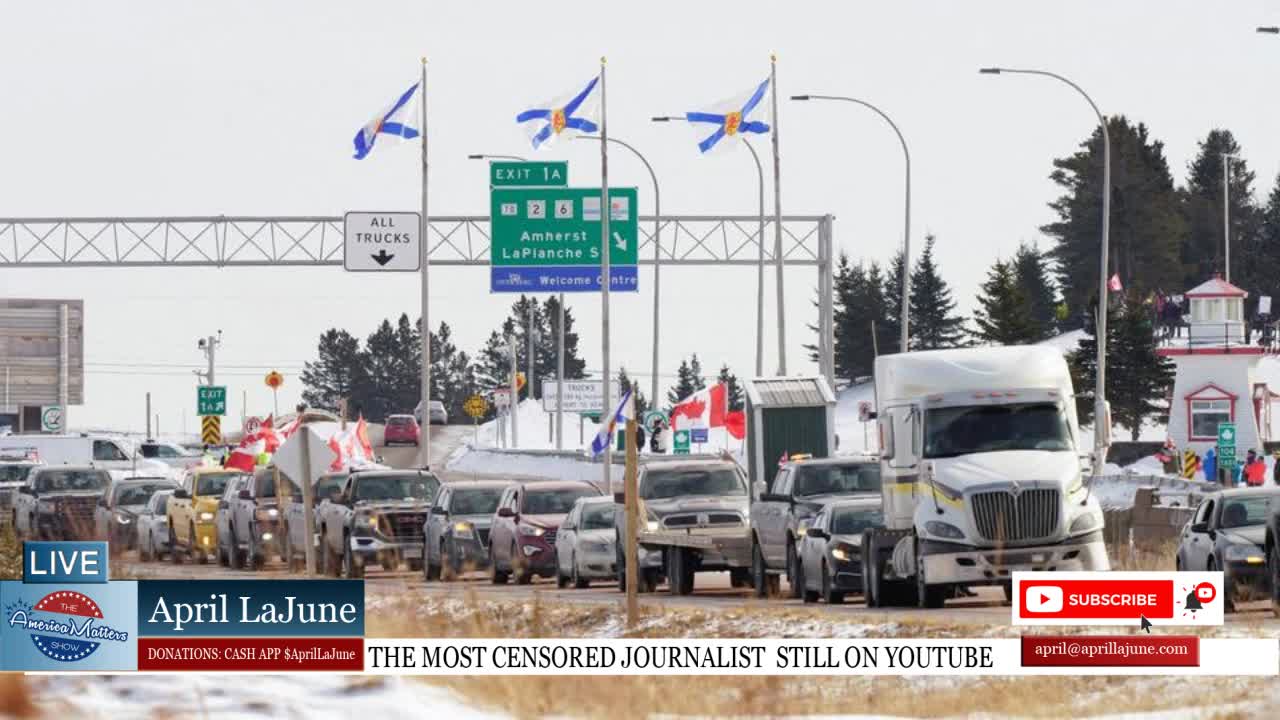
1217, 422, 1237, 474
197, 385, 227, 416
673, 429, 691, 455
490, 161, 568, 188
490, 186, 639, 293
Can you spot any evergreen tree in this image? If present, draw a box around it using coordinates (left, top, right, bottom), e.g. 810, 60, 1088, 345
716, 364, 745, 411
537, 295, 587, 388
689, 354, 706, 392
300, 329, 366, 413
1244, 175, 1280, 312
360, 319, 401, 421
1044, 117, 1186, 313
881, 249, 906, 354
666, 355, 706, 406
908, 235, 967, 349
392, 314, 420, 412
477, 321, 518, 389
1068, 294, 1174, 440
617, 367, 649, 417
972, 259, 1037, 346
1181, 129, 1258, 288
826, 256, 891, 381
1012, 242, 1061, 339
429, 322, 467, 422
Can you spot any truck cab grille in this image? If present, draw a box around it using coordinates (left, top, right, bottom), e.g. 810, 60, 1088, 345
971, 488, 1060, 543
664, 512, 743, 529
379, 512, 426, 541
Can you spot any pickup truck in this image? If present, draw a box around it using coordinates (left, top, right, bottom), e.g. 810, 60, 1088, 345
93, 476, 177, 550
317, 469, 439, 578
15, 466, 112, 540
282, 471, 348, 572
218, 466, 297, 570
749, 455, 882, 598
625, 458, 753, 596
0, 455, 41, 527
167, 467, 247, 564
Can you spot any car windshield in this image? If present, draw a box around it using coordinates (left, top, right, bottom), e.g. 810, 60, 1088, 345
524, 488, 596, 515
195, 472, 241, 496
451, 488, 503, 515
150, 493, 171, 514
794, 463, 881, 496
387, 417, 414, 426
580, 503, 614, 530
35, 470, 107, 493
115, 483, 170, 506
831, 507, 884, 535
924, 402, 1073, 458
354, 474, 439, 501
1220, 496, 1275, 528
0, 464, 35, 484
641, 468, 746, 500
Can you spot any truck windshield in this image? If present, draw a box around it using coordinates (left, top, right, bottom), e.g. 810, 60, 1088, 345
580, 503, 614, 530
924, 402, 1072, 458
195, 472, 241, 496
451, 488, 503, 515
355, 474, 438, 502
794, 463, 880, 497
642, 469, 746, 500
35, 470, 107, 493
0, 464, 35, 484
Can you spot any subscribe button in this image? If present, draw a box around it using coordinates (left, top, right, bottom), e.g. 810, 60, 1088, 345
1012, 571, 1224, 627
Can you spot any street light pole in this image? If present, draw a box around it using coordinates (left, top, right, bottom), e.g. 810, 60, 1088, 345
980, 67, 1112, 474
790, 94, 910, 354
653, 116, 766, 377
1223, 154, 1235, 282
575, 135, 662, 405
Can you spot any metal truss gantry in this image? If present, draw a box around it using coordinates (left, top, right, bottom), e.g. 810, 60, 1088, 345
0, 214, 836, 383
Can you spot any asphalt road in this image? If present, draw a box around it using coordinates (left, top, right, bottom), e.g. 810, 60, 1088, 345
114, 424, 1280, 627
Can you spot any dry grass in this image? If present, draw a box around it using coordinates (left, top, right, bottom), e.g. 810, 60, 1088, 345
1108, 540, 1178, 572
0, 524, 22, 580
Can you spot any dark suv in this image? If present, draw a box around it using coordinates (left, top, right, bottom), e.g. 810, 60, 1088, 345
488, 481, 600, 584
17, 466, 111, 540
749, 456, 881, 597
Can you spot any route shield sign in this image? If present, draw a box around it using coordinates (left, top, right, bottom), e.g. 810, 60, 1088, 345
344, 211, 421, 272
40, 405, 64, 433
490, 161, 567, 188
1217, 422, 1237, 471
673, 429, 691, 455
490, 186, 639, 293
197, 386, 227, 416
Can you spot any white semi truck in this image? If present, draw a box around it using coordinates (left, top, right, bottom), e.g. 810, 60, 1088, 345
863, 345, 1110, 608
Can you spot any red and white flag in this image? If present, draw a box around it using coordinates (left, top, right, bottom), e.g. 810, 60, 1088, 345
224, 439, 263, 473
328, 417, 376, 472
670, 383, 727, 431
1108, 273, 1123, 293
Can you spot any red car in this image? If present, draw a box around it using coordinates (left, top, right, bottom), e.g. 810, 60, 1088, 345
384, 414, 421, 446
488, 480, 601, 584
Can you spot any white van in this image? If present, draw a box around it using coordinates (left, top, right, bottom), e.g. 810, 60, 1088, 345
0, 434, 171, 477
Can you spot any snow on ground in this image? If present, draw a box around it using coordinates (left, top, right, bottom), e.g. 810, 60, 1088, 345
37, 674, 503, 720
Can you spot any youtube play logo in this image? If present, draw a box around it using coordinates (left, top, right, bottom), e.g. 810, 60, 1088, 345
1024, 585, 1063, 613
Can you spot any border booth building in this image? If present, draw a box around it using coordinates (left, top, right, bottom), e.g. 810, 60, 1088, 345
1158, 275, 1276, 460
743, 377, 836, 493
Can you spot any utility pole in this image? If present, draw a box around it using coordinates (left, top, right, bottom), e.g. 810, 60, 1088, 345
527, 301, 537, 405
196, 332, 221, 387
1223, 154, 1234, 283
508, 335, 519, 448
145, 392, 152, 438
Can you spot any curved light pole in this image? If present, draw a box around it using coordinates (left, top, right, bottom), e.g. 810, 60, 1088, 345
791, 94, 911, 354
981, 67, 1112, 474
653, 116, 766, 377
576, 135, 662, 407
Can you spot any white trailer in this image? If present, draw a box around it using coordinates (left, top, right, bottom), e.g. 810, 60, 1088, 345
864, 346, 1110, 608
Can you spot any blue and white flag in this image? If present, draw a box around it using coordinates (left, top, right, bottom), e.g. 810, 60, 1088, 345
352, 81, 421, 160
516, 77, 600, 150
590, 387, 634, 457
685, 78, 771, 154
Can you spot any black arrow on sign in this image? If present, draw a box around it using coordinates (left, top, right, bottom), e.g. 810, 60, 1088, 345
1139, 614, 1152, 633
371, 249, 395, 266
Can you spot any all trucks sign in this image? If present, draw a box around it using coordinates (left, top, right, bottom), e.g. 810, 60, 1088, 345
343, 211, 421, 272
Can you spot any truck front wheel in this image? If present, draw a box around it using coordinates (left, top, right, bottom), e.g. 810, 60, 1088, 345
750, 539, 777, 598
915, 539, 946, 609
667, 547, 695, 596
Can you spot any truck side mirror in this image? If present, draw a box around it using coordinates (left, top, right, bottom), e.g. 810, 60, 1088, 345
238, 489, 251, 500
173, 489, 189, 500
879, 419, 894, 460
19, 486, 35, 497
806, 528, 829, 541
497, 507, 515, 518
753, 480, 767, 498
1094, 400, 1113, 449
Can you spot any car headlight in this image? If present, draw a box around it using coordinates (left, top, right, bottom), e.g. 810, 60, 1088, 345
1225, 544, 1265, 564
453, 521, 475, 539
517, 523, 545, 537
254, 507, 279, 522
925, 521, 964, 540
114, 512, 131, 524
198, 511, 215, 522
1069, 509, 1102, 535
831, 544, 856, 563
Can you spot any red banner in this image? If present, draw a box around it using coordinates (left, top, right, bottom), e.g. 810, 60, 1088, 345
138, 637, 363, 671
1021, 636, 1199, 667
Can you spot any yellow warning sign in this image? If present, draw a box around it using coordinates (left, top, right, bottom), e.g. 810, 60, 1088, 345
202, 415, 222, 446
1181, 450, 1200, 479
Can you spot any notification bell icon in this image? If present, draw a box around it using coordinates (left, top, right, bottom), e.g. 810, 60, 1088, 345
1183, 590, 1204, 611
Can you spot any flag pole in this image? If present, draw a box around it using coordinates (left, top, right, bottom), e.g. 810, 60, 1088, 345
600, 56, 612, 498
624, 401, 639, 628
419, 57, 433, 469
769, 54, 787, 375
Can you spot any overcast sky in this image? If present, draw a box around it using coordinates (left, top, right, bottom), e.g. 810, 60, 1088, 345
4, 0, 1280, 435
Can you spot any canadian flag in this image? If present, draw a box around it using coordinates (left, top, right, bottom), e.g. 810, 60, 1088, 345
224, 439, 263, 473
670, 383, 727, 431
328, 417, 376, 472
1108, 273, 1123, 293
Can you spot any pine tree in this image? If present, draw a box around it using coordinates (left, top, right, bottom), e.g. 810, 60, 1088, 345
689, 354, 706, 392
392, 314, 421, 412
360, 319, 401, 421
882, 249, 906, 354
617, 367, 649, 417
666, 355, 706, 406
537, 295, 587, 388
300, 329, 366, 413
1044, 117, 1186, 313
908, 235, 967, 349
1068, 294, 1174, 440
716, 364, 745, 411
1244, 175, 1280, 313
1012, 242, 1061, 339
972, 259, 1037, 346
1181, 129, 1258, 288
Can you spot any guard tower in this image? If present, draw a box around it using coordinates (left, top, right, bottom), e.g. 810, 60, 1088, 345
1158, 276, 1270, 455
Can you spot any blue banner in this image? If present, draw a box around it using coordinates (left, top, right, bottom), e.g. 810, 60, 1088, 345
491, 265, 638, 293
137, 580, 365, 637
